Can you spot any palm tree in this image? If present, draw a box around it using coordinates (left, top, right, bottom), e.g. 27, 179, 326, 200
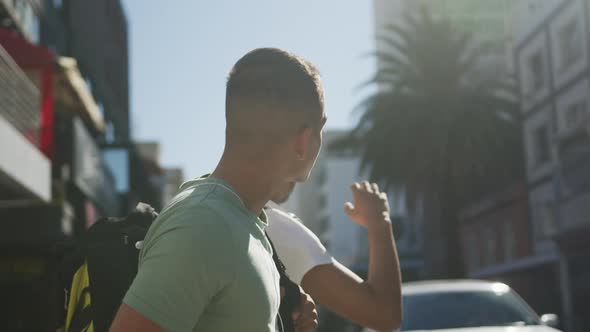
336, 9, 524, 277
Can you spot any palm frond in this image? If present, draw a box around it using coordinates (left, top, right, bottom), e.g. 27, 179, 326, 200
352, 8, 523, 209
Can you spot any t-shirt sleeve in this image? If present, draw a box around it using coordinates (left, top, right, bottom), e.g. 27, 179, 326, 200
123, 208, 234, 332
265, 207, 334, 284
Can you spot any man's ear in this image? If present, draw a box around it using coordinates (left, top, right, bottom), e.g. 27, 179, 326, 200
294, 126, 313, 160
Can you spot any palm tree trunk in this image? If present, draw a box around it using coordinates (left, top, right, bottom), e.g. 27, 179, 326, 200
421, 189, 464, 279
422, 191, 447, 278
441, 188, 464, 278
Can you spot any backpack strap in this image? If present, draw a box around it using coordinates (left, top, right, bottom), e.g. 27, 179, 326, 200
265, 233, 288, 279
265, 228, 299, 332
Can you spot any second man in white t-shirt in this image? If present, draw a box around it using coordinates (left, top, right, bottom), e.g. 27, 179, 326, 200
266, 181, 402, 331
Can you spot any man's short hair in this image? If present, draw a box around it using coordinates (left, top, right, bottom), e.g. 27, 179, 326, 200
226, 48, 324, 127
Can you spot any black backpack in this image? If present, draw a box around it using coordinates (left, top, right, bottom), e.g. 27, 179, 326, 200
58, 203, 299, 332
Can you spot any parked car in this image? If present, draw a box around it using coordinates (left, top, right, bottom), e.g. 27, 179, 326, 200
364, 279, 561, 332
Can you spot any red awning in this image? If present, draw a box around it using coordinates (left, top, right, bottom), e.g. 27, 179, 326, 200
0, 28, 54, 67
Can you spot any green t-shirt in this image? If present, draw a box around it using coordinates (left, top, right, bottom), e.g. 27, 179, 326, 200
123, 177, 280, 331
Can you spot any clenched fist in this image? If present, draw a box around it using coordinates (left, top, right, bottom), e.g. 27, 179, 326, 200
291, 286, 318, 332
344, 181, 391, 228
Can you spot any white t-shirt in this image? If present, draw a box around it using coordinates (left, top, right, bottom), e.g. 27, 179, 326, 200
265, 201, 335, 284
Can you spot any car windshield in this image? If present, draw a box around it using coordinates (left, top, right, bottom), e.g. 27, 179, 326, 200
401, 290, 541, 331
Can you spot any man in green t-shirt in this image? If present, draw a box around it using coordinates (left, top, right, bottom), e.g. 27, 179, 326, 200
110, 48, 326, 332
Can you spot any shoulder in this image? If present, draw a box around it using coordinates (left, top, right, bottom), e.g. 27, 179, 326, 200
158, 202, 227, 232
265, 204, 334, 283
265, 205, 318, 242
143, 203, 234, 259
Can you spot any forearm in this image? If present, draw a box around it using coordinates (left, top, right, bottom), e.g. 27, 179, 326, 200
305, 181, 402, 331
299, 222, 402, 330
366, 219, 402, 328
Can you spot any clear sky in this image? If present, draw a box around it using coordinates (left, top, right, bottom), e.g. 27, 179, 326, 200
122, 0, 376, 179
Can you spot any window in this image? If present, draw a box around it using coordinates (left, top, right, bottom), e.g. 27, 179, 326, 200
565, 100, 587, 130
528, 51, 545, 93
102, 148, 129, 193
559, 19, 582, 69
533, 125, 550, 165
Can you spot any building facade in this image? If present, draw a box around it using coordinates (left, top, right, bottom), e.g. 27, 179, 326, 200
457, 184, 564, 322
459, 186, 532, 277
0, 1, 151, 330
515, 1, 590, 331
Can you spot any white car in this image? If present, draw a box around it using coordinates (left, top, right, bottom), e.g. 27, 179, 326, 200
364, 279, 561, 332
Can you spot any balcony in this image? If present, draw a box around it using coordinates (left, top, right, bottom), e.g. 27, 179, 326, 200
0, 43, 50, 202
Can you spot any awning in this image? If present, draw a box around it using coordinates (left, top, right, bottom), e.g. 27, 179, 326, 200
0, 28, 52, 67
56, 57, 105, 133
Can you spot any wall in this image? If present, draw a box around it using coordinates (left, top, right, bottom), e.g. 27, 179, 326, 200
460, 186, 531, 275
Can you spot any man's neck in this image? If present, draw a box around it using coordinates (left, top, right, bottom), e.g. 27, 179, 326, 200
211, 153, 275, 215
